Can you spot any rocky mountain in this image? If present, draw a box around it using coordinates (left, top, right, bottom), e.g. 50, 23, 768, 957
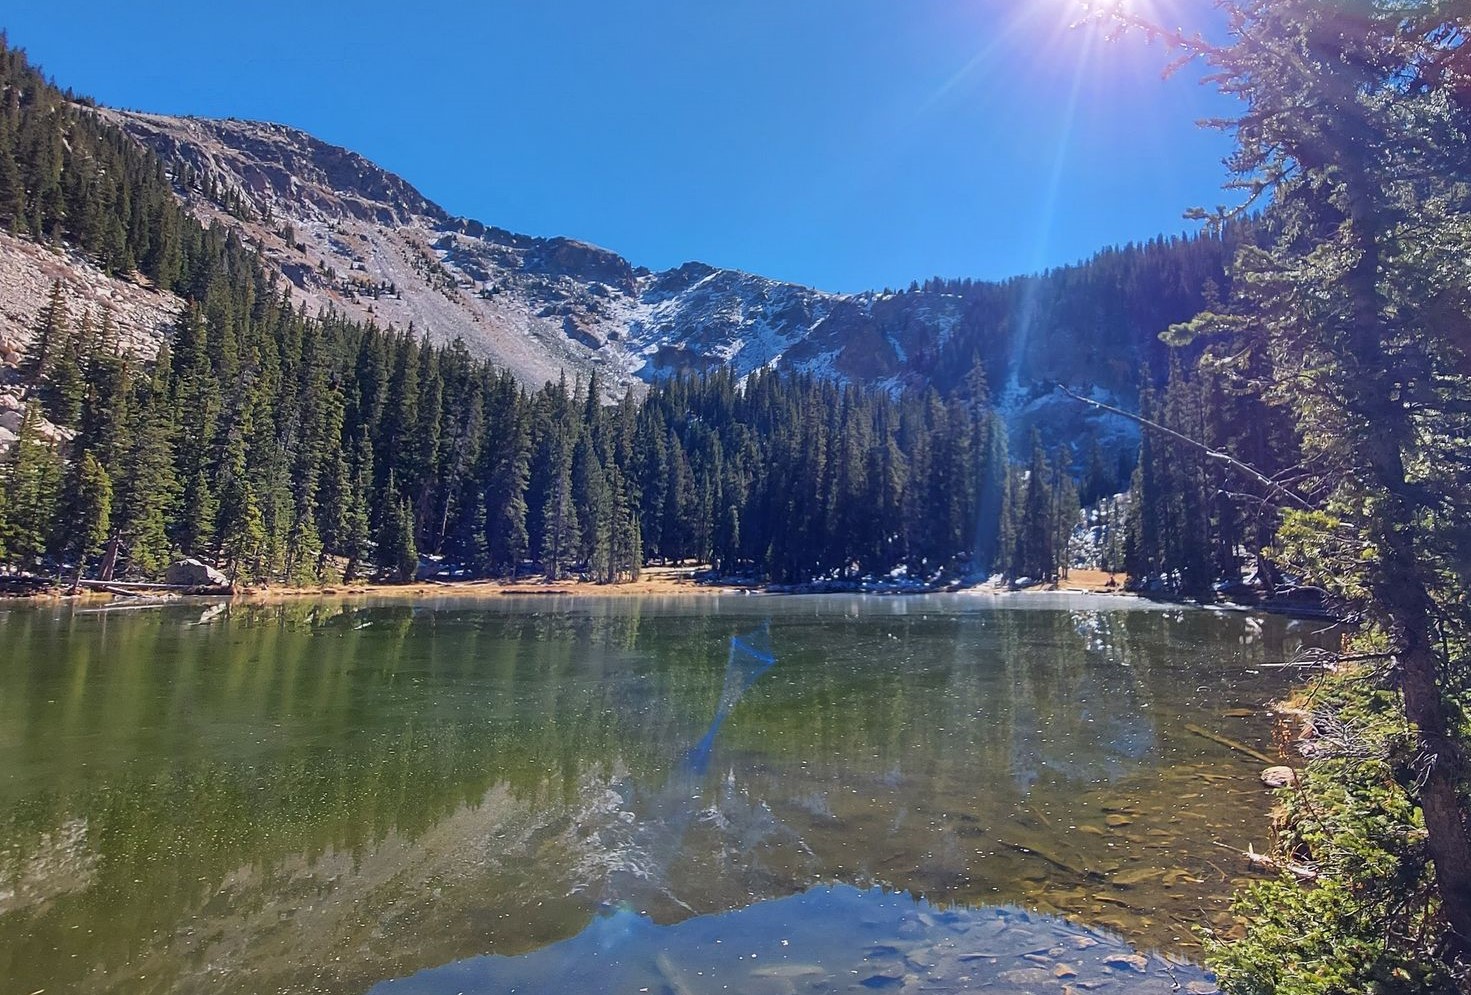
0, 94, 1229, 462
98, 111, 1228, 419
100, 111, 894, 397
0, 228, 181, 453
0, 227, 180, 364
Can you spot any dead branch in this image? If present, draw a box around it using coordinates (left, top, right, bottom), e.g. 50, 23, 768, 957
1055, 384, 1313, 509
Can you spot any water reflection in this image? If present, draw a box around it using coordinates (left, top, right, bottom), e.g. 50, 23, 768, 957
373, 885, 1218, 994
1007, 610, 1157, 792
0, 596, 1317, 994
689, 621, 777, 774
593, 621, 786, 917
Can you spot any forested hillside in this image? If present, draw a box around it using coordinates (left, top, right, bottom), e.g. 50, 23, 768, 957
0, 33, 1286, 599
0, 37, 1103, 588
0, 41, 257, 300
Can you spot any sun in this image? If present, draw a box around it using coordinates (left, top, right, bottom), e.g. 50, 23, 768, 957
1058, 0, 1182, 36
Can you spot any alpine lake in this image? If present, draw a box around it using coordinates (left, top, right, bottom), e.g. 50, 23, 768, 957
0, 593, 1329, 994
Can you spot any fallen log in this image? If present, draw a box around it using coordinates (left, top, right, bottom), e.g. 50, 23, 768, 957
75, 579, 232, 596
997, 838, 1103, 881
1184, 723, 1280, 765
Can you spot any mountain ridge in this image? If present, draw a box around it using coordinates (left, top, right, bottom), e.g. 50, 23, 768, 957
0, 78, 1234, 468
95, 107, 1230, 422
100, 109, 899, 396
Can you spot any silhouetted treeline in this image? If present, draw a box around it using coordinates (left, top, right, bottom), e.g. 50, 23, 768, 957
907, 227, 1249, 395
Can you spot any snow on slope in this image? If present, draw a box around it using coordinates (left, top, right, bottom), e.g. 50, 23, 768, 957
102, 110, 970, 396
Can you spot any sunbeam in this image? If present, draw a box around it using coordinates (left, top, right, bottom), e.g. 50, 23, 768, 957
1003, 4, 1099, 395
918, 5, 1051, 113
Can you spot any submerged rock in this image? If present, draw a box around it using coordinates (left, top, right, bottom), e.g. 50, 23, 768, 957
1104, 952, 1150, 972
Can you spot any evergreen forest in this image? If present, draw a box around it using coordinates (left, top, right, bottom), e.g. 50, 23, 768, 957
1, 4, 1470, 989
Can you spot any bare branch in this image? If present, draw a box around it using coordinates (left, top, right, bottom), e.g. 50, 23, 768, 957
1054, 384, 1314, 509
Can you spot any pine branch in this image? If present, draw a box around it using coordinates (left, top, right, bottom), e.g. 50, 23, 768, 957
1053, 384, 1313, 509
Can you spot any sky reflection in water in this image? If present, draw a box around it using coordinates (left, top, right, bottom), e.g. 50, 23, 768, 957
0, 595, 1312, 994
372, 884, 1215, 995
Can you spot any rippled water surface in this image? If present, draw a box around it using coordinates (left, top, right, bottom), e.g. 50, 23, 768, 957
0, 594, 1323, 994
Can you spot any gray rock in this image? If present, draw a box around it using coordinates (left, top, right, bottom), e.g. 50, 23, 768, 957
1103, 953, 1150, 972
165, 558, 230, 587
1261, 766, 1297, 788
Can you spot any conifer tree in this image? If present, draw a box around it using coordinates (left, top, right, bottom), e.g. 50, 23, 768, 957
112, 369, 178, 578
1106, 2, 1471, 976
540, 423, 580, 581
485, 397, 531, 576
60, 450, 112, 585
0, 403, 61, 570
376, 478, 419, 582
25, 280, 67, 386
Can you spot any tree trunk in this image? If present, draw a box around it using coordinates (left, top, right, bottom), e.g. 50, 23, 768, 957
1377, 549, 1471, 962
99, 535, 120, 582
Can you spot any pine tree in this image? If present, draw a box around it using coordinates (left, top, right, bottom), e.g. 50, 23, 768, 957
45, 305, 89, 427
340, 431, 375, 581
61, 451, 112, 585
0, 402, 61, 570
1117, 0, 1471, 972
540, 425, 580, 581
572, 434, 612, 581
1009, 434, 1055, 583
376, 480, 419, 582
112, 369, 178, 579
215, 411, 266, 583
25, 280, 67, 386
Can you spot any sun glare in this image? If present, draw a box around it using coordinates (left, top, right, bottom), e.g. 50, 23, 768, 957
1059, 0, 1180, 37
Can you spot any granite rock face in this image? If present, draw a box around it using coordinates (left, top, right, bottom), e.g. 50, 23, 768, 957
96, 110, 1155, 432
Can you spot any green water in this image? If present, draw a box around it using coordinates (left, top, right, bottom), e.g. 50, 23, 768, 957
0, 594, 1320, 994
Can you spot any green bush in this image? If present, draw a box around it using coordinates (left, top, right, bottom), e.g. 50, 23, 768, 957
1205, 672, 1461, 994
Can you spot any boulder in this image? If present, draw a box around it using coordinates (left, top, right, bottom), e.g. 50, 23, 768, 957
1261, 766, 1297, 788
165, 558, 229, 587
1103, 953, 1150, 973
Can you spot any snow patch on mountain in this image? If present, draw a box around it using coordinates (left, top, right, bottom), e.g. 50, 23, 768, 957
97, 110, 988, 397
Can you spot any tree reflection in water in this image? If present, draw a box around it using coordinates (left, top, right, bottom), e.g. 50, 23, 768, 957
0, 596, 1317, 995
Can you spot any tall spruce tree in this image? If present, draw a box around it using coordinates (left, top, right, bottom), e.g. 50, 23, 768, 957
1106, 0, 1471, 982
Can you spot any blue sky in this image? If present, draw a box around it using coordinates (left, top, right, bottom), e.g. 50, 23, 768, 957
5, 1, 1237, 293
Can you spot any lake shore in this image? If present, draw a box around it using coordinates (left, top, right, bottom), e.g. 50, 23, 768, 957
3, 565, 1140, 603
227, 566, 1134, 603
233, 565, 754, 602
229, 562, 1129, 603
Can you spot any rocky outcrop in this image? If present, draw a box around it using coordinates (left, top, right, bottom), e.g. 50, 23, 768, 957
0, 229, 181, 362
164, 558, 230, 587
105, 112, 445, 228
0, 386, 76, 454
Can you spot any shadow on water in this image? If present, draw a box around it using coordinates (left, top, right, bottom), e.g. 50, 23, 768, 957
370, 884, 1217, 995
